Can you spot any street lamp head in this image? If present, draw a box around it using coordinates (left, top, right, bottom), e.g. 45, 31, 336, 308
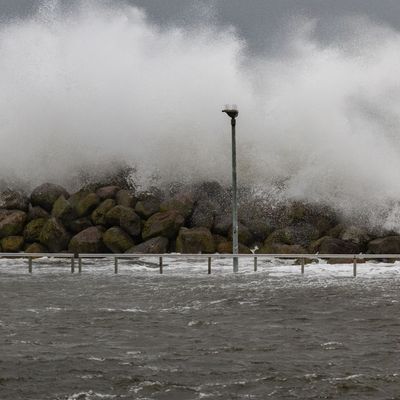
222, 104, 239, 119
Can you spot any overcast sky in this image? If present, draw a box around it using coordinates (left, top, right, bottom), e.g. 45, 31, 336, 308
1, 0, 400, 52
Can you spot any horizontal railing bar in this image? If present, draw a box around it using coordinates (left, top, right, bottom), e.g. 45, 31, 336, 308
0, 253, 399, 259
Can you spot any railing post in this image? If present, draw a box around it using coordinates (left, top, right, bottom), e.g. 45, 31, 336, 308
71, 256, 75, 274
114, 257, 118, 274
254, 256, 258, 272
78, 257, 82, 274
28, 257, 32, 274
159, 256, 163, 274
208, 257, 211, 274
353, 257, 357, 277
301, 258, 305, 275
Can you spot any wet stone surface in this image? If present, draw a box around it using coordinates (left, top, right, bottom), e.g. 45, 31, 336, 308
0, 262, 399, 399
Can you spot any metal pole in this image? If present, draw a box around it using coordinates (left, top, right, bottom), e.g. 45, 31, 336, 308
78, 257, 82, 273
159, 256, 163, 274
28, 257, 32, 274
254, 256, 257, 272
208, 257, 212, 274
231, 117, 239, 273
71, 257, 75, 274
114, 257, 118, 274
301, 258, 305, 274
353, 257, 357, 277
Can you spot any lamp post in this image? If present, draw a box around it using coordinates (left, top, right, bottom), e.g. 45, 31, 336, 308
222, 105, 239, 273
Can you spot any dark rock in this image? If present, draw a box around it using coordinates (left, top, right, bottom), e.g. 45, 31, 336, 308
190, 200, 217, 229
340, 226, 370, 247
213, 234, 227, 248
217, 241, 251, 254
1, 236, 24, 252
116, 189, 136, 208
39, 218, 70, 252
193, 181, 228, 203
310, 236, 360, 254
105, 206, 141, 236
368, 236, 400, 254
25, 242, 47, 253
67, 218, 93, 234
76, 193, 100, 217
0, 210, 27, 238
259, 242, 307, 254
126, 236, 169, 254
68, 189, 91, 208
91, 199, 116, 226
228, 223, 254, 246
0, 190, 29, 211
135, 195, 160, 219
24, 218, 47, 243
52, 196, 76, 221
160, 193, 194, 219
103, 227, 134, 253
213, 213, 232, 236
265, 223, 320, 247
142, 210, 185, 240
69, 227, 104, 254
96, 185, 120, 200
30, 183, 69, 212
27, 206, 50, 221
176, 227, 216, 253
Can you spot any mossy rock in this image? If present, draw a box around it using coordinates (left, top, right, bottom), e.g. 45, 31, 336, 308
30, 183, 69, 212
105, 205, 141, 236
259, 242, 306, 254
116, 189, 136, 208
24, 218, 47, 243
25, 242, 47, 253
309, 236, 360, 254
1, 236, 24, 252
176, 227, 216, 253
27, 206, 50, 222
39, 218, 70, 252
0, 210, 27, 239
0, 190, 29, 211
69, 227, 105, 254
217, 241, 252, 254
67, 218, 93, 234
135, 196, 160, 219
76, 193, 100, 217
160, 193, 194, 219
91, 199, 116, 226
96, 186, 120, 200
126, 236, 169, 254
52, 195, 76, 221
103, 227, 134, 253
142, 211, 184, 240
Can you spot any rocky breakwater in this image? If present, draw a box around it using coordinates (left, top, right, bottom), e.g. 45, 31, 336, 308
0, 182, 398, 259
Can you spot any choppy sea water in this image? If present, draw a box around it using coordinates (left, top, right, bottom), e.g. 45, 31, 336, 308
0, 257, 399, 400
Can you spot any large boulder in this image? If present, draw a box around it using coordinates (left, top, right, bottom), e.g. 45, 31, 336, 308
135, 195, 160, 219
1, 236, 24, 252
368, 236, 400, 254
217, 241, 252, 254
69, 227, 104, 254
339, 226, 371, 247
24, 218, 47, 243
67, 217, 93, 234
105, 205, 141, 236
310, 236, 360, 254
228, 223, 254, 246
30, 183, 69, 212
190, 199, 218, 229
126, 236, 169, 254
75, 193, 100, 217
0, 190, 29, 211
160, 193, 194, 219
176, 227, 216, 253
25, 242, 47, 253
116, 189, 136, 208
265, 223, 320, 247
103, 227, 134, 253
91, 199, 116, 226
96, 185, 120, 200
52, 196, 76, 222
27, 206, 49, 221
39, 218, 70, 252
213, 213, 232, 236
0, 210, 27, 238
260, 242, 306, 254
142, 210, 184, 240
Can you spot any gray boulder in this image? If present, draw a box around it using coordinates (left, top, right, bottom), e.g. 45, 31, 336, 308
27, 206, 49, 221
116, 189, 136, 208
1, 236, 24, 252
69, 227, 104, 254
31, 183, 69, 212
176, 227, 216, 253
126, 236, 169, 254
39, 218, 70, 252
135, 195, 160, 218
96, 186, 120, 200
368, 236, 400, 254
67, 217, 93, 234
310, 236, 360, 254
105, 205, 141, 236
142, 210, 184, 240
24, 218, 47, 243
0, 210, 27, 238
103, 227, 134, 253
0, 190, 29, 211
91, 199, 116, 226
160, 193, 194, 219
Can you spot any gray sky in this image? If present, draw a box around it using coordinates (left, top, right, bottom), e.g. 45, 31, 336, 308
1, 0, 400, 52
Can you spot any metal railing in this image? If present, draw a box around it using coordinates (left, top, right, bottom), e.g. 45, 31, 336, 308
0, 252, 399, 276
